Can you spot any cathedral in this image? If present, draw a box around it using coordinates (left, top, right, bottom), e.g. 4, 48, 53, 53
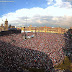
0, 19, 8, 31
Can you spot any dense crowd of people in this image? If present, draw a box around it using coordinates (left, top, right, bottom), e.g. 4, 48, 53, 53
0, 32, 66, 72
63, 32, 72, 61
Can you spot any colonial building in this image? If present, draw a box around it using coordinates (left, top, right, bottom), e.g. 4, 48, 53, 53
0, 24, 4, 31
0, 19, 15, 32
21, 25, 67, 34
70, 27, 72, 29
4, 19, 8, 31
0, 19, 8, 31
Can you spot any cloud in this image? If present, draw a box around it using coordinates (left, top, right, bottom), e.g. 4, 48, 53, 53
47, 0, 72, 8
47, 0, 54, 5
54, 1, 72, 8
0, 0, 72, 28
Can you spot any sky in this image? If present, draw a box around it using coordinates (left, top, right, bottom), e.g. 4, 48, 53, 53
0, 0, 72, 28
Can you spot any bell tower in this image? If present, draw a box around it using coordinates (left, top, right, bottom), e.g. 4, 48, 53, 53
4, 19, 8, 31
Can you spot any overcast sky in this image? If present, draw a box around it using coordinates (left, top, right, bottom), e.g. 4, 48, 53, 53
0, 0, 72, 28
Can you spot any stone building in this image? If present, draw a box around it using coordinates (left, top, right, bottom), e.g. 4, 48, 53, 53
0, 19, 15, 32
4, 19, 8, 31
0, 24, 5, 31
70, 27, 72, 29
21, 25, 67, 34
0, 19, 8, 31
0, 24, 4, 31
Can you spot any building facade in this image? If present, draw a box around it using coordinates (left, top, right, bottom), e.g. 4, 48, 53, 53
0, 19, 8, 31
21, 25, 67, 34
0, 19, 15, 32
4, 19, 8, 31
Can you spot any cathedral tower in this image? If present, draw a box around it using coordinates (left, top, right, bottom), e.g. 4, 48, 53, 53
4, 19, 8, 31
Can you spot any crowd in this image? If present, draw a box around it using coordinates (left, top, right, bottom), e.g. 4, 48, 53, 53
63, 32, 72, 60
0, 32, 66, 72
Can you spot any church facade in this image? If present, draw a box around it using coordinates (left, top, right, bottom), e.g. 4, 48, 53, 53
0, 19, 15, 32
0, 19, 8, 31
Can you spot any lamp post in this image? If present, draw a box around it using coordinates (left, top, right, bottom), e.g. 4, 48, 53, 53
35, 26, 37, 37
24, 27, 25, 34
24, 27, 26, 39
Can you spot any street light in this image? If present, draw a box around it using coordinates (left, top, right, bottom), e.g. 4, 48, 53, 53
35, 26, 37, 37
24, 27, 26, 39
24, 27, 25, 34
